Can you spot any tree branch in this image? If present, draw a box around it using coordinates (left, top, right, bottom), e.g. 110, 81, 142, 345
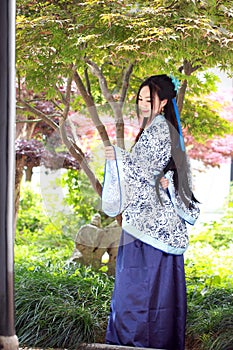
179, 59, 202, 75
84, 66, 92, 97
177, 79, 187, 115
120, 62, 134, 109
60, 68, 104, 196
164, 0, 179, 10
52, 99, 63, 111
55, 85, 67, 105
177, 59, 202, 114
19, 90, 103, 197
59, 122, 103, 196
60, 117, 122, 225
85, 58, 115, 104
16, 118, 42, 123
63, 69, 73, 120
184, 59, 202, 75
19, 100, 60, 131
73, 67, 111, 146
85, 58, 125, 148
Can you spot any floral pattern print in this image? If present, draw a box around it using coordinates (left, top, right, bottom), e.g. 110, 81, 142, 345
102, 114, 200, 254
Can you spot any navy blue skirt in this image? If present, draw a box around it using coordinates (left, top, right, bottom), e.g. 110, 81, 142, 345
105, 230, 187, 350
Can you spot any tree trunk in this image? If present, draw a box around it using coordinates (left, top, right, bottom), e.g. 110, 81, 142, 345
177, 79, 187, 115
25, 166, 33, 182
177, 59, 202, 114
15, 112, 37, 229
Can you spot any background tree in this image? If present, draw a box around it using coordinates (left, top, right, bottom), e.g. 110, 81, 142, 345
185, 89, 233, 166
15, 83, 83, 228
16, 0, 233, 209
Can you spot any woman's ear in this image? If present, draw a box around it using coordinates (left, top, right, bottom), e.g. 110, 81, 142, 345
161, 99, 168, 108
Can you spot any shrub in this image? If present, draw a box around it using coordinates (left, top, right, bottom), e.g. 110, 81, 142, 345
186, 288, 233, 350
16, 182, 50, 235
62, 169, 113, 227
15, 262, 114, 349
185, 183, 233, 350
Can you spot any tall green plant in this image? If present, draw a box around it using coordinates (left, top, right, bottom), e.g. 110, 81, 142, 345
15, 182, 75, 264
185, 183, 233, 350
16, 182, 50, 235
15, 263, 114, 348
62, 169, 112, 227
62, 170, 99, 224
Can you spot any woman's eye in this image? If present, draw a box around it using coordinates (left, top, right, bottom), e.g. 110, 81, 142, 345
139, 99, 151, 103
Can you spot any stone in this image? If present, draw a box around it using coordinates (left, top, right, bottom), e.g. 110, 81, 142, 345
70, 214, 121, 274
0, 335, 19, 350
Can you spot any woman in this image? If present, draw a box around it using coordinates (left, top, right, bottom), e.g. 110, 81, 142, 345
102, 74, 200, 350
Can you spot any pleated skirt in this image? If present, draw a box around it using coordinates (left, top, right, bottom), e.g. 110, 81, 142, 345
105, 230, 187, 350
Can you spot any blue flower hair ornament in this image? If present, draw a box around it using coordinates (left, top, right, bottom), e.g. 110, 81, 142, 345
170, 74, 181, 92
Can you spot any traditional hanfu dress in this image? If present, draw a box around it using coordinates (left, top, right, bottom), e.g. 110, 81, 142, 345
102, 114, 199, 350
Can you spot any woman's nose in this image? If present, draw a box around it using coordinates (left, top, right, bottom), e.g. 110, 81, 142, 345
140, 101, 149, 109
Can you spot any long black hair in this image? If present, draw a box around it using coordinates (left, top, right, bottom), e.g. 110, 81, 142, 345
135, 74, 198, 208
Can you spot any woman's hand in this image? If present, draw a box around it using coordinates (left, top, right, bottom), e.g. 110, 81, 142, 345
160, 177, 169, 190
105, 146, 115, 160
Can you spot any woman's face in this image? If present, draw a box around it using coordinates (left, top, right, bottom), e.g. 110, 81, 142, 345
138, 85, 167, 120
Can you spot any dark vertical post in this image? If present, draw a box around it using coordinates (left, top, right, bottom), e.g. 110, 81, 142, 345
0, 0, 18, 349
231, 158, 233, 182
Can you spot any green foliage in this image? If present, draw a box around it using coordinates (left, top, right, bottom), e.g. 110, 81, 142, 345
15, 184, 113, 348
61, 169, 112, 227
185, 184, 233, 349
183, 99, 231, 141
16, 0, 233, 142
15, 262, 114, 349
16, 182, 50, 234
181, 73, 233, 140
15, 181, 233, 349
186, 287, 233, 350
185, 191, 233, 291
61, 170, 98, 224
192, 216, 233, 250
15, 182, 75, 264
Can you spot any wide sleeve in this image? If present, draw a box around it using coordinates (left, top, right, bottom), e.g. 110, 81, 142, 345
164, 152, 200, 225
101, 147, 132, 217
165, 171, 200, 225
102, 120, 172, 217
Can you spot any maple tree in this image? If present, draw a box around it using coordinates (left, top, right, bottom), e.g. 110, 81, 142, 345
16, 0, 233, 211
185, 89, 233, 166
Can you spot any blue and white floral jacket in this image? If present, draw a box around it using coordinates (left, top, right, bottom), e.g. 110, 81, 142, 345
102, 114, 200, 255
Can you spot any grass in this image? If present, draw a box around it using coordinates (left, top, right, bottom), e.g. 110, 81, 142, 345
184, 184, 233, 349
15, 262, 114, 349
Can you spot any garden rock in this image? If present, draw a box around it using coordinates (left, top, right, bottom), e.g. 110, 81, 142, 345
71, 214, 121, 274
